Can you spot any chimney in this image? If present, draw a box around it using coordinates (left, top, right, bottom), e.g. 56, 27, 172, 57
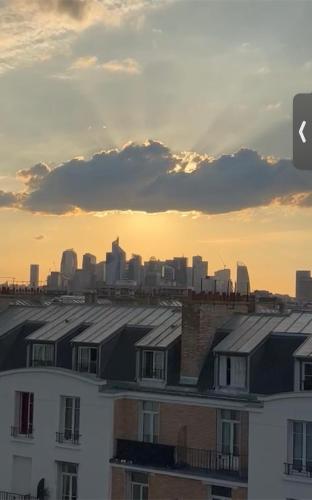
180, 296, 254, 385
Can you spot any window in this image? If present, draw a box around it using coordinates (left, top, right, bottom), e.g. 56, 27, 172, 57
129, 472, 148, 500
219, 356, 246, 389
142, 350, 165, 380
291, 421, 312, 473
77, 346, 97, 374
57, 397, 80, 444
32, 343, 54, 367
140, 401, 159, 443
301, 362, 312, 390
58, 462, 78, 500
219, 410, 239, 458
12, 392, 34, 437
211, 485, 232, 500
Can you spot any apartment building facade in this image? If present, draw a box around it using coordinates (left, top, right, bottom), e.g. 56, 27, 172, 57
0, 299, 312, 499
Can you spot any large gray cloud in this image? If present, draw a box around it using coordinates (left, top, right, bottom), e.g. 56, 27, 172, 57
9, 140, 312, 215
35, 0, 93, 20
0, 190, 23, 208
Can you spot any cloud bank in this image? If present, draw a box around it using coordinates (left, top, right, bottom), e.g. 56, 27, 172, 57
3, 140, 312, 215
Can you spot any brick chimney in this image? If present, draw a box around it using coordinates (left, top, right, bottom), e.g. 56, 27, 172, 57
180, 296, 254, 385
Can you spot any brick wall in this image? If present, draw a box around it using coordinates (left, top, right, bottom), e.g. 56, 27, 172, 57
114, 398, 139, 440
149, 474, 208, 500
111, 468, 126, 500
232, 486, 248, 500
180, 301, 252, 382
159, 403, 217, 449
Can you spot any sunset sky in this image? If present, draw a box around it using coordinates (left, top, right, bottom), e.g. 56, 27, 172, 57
1, 0, 312, 294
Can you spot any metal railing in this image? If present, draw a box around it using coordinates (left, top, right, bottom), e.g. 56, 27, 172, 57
0, 492, 36, 500
77, 361, 97, 374
31, 359, 54, 368
11, 426, 33, 439
285, 462, 312, 477
56, 431, 81, 445
141, 367, 165, 380
112, 439, 248, 480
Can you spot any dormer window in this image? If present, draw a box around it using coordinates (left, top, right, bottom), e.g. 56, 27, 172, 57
219, 355, 246, 390
142, 350, 165, 381
77, 346, 97, 374
301, 362, 312, 390
31, 343, 55, 367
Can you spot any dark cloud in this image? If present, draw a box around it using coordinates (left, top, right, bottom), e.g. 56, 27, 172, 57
0, 191, 23, 208
12, 140, 312, 215
35, 0, 93, 20
17, 163, 51, 190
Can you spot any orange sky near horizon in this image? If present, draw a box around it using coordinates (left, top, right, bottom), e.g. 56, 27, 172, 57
1, 203, 311, 296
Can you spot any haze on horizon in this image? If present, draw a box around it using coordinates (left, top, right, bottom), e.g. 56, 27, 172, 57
1, 0, 312, 295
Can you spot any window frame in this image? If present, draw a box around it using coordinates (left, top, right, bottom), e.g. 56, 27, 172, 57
59, 396, 80, 444
57, 462, 78, 500
14, 391, 34, 437
289, 420, 312, 473
219, 355, 247, 390
77, 346, 97, 374
31, 342, 55, 367
129, 472, 148, 500
301, 361, 312, 390
218, 410, 240, 458
141, 350, 165, 381
139, 401, 159, 443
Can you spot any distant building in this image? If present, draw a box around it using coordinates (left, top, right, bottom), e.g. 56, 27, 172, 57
172, 257, 188, 287
296, 270, 312, 302
201, 276, 217, 293
47, 271, 62, 291
82, 253, 97, 288
236, 262, 251, 295
128, 254, 143, 285
95, 261, 106, 282
214, 268, 232, 294
29, 264, 39, 288
144, 258, 162, 287
105, 238, 126, 285
192, 256, 208, 292
60, 249, 77, 279
82, 253, 96, 272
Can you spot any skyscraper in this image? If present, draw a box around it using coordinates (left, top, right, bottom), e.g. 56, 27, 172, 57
214, 268, 232, 294
236, 262, 251, 295
29, 264, 39, 287
105, 238, 126, 285
296, 270, 312, 302
192, 256, 208, 292
82, 253, 96, 272
60, 249, 78, 279
172, 257, 188, 287
128, 254, 143, 285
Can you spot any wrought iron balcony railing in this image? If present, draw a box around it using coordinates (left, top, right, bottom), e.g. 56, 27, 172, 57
111, 439, 248, 480
31, 359, 54, 368
11, 425, 33, 439
56, 431, 81, 445
141, 367, 165, 380
0, 492, 36, 500
285, 461, 312, 477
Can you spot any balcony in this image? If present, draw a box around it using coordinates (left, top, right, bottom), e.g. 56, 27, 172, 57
0, 492, 36, 500
111, 439, 248, 481
56, 431, 81, 445
11, 426, 33, 439
31, 359, 54, 368
285, 461, 312, 478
